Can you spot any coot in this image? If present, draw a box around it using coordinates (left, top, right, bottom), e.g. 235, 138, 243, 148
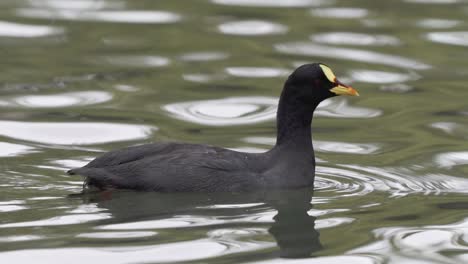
68, 63, 359, 192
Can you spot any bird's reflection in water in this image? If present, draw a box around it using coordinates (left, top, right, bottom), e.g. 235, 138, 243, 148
73, 187, 321, 258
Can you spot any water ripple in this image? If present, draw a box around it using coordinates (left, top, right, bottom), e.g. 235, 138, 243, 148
0, 240, 235, 264
27, 0, 124, 10
405, 0, 461, 3
0, 205, 28, 212
179, 52, 229, 62
0, 91, 112, 108
310, 8, 369, 19
0, 235, 43, 242
316, 98, 382, 118
275, 42, 431, 70
431, 122, 468, 139
312, 32, 401, 46
211, 0, 331, 7
427, 31, 468, 47
0, 21, 64, 38
244, 137, 380, 154
0, 142, 35, 157
225, 67, 289, 78
350, 217, 468, 263
0, 121, 155, 145
315, 165, 468, 199
249, 255, 378, 264
218, 20, 288, 36
0, 213, 111, 228
349, 69, 419, 84
77, 231, 157, 239
102, 55, 170, 68
16, 9, 181, 24
163, 97, 277, 126
435, 151, 468, 168
163, 97, 380, 126
417, 19, 461, 29
182, 73, 226, 83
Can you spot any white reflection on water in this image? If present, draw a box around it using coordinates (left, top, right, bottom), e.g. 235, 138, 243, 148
312, 32, 401, 46
244, 137, 380, 155
0, 91, 112, 108
310, 8, 368, 19
225, 67, 289, 78
77, 231, 157, 239
405, 0, 460, 3
0, 121, 155, 145
316, 98, 382, 118
0, 213, 111, 228
182, 73, 227, 83
163, 97, 277, 126
249, 255, 377, 264
435, 151, 468, 168
98, 211, 275, 230
16, 9, 181, 24
179, 52, 229, 62
0, 235, 43, 242
218, 20, 288, 36
212, 0, 332, 7
102, 55, 170, 67
0, 21, 63, 38
275, 43, 431, 70
0, 240, 231, 264
350, 217, 468, 264
430, 122, 468, 139
427, 31, 468, 47
0, 205, 28, 212
0, 142, 35, 157
163, 97, 380, 126
27, 0, 124, 10
349, 70, 418, 84
417, 19, 461, 29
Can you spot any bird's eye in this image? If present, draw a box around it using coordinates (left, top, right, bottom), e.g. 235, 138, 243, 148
319, 64, 336, 83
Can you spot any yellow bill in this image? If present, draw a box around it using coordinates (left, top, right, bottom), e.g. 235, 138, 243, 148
319, 64, 359, 96
330, 84, 359, 96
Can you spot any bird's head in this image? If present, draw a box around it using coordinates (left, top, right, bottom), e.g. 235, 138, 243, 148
285, 63, 359, 103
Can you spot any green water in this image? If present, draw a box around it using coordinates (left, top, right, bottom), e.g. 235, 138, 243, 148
1, 0, 468, 263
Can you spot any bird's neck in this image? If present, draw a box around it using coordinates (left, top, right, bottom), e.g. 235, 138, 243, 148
275, 86, 319, 150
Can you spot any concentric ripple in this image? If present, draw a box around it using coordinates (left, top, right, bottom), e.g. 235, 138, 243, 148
163, 97, 380, 126
163, 97, 277, 126
315, 165, 468, 199
350, 217, 468, 263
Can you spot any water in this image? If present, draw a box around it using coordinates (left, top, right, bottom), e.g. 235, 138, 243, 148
1, 0, 468, 263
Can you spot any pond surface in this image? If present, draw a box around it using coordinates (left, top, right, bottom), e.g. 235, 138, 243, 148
1, 0, 468, 263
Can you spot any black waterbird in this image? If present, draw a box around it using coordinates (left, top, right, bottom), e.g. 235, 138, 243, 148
67, 63, 359, 192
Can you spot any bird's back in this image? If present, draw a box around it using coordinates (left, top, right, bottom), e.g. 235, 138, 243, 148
68, 142, 266, 192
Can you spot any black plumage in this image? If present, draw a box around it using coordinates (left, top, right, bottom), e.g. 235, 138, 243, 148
67, 63, 358, 192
